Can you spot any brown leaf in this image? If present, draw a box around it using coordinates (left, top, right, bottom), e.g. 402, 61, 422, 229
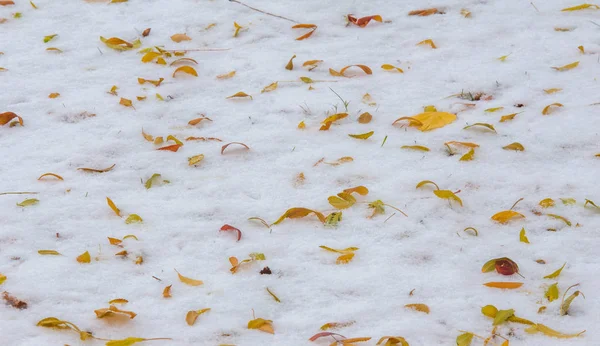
285, 54, 296, 70
221, 142, 250, 154
2, 291, 27, 309
142, 28, 151, 37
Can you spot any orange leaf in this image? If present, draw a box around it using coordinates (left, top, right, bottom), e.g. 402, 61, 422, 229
483, 282, 524, 289
226, 91, 252, 100
188, 117, 212, 126
221, 142, 250, 154
343, 186, 369, 195
48, 93, 60, 98
163, 285, 172, 298
491, 210, 525, 224
171, 33, 191, 42
292, 23, 317, 40
38, 173, 63, 181
0, 1, 15, 5
119, 98, 133, 107
0, 112, 23, 126
338, 65, 372, 76
272, 207, 326, 225
347, 14, 383, 27
175, 269, 203, 286
381, 64, 404, 73
542, 103, 563, 115
405, 303, 430, 313
417, 39, 437, 48
219, 224, 242, 241
408, 8, 439, 16
157, 144, 182, 152
106, 197, 121, 217
216, 70, 236, 79
173, 66, 198, 77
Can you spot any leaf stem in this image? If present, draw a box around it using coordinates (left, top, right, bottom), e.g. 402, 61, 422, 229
229, 0, 298, 23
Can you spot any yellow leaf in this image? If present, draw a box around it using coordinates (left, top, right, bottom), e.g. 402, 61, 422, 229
328, 193, 356, 209
43, 34, 57, 43
105, 337, 167, 346
585, 199, 600, 210
109, 298, 128, 304
519, 228, 530, 243
319, 245, 359, 254
463, 122, 496, 132
561, 4, 600, 11
544, 262, 566, 279
463, 227, 478, 236
456, 332, 474, 346
46, 47, 63, 53
154, 136, 164, 145
226, 91, 252, 100
405, 303, 430, 313
38, 250, 61, 255
261, 82, 278, 93
216, 70, 236, 79
30, 1, 37, 8
173, 66, 198, 77
547, 213, 571, 226
525, 324, 585, 338
171, 33, 191, 42
163, 285, 172, 298
248, 318, 274, 334
459, 148, 475, 161
48, 92, 60, 98
546, 282, 559, 301
416, 180, 439, 190
444, 141, 480, 149
297, 121, 306, 129
106, 197, 121, 217
485, 107, 504, 112
433, 190, 463, 206
401, 145, 430, 151
348, 131, 374, 140
119, 98, 133, 108
266, 287, 281, 303
272, 207, 326, 225
0, 274, 5, 285
381, 64, 404, 73
17, 198, 39, 207
169, 57, 198, 66
497, 54, 511, 61
188, 154, 205, 166
539, 198, 555, 208
417, 39, 437, 48
292, 23, 317, 40
321, 113, 348, 125
138, 77, 164, 87
551, 61, 579, 71
393, 111, 457, 131
542, 103, 563, 115
336, 253, 355, 264
100, 36, 140, 51
483, 282, 523, 289
300, 76, 314, 83
560, 198, 576, 205
186, 308, 210, 326
503, 142, 524, 151
175, 269, 203, 286
125, 214, 143, 224
285, 54, 296, 70
578, 45, 585, 53
499, 113, 519, 122
491, 210, 525, 224
76, 251, 91, 263
544, 88, 562, 94
233, 21, 243, 37
78, 164, 116, 173
141, 52, 162, 63
37, 173, 64, 180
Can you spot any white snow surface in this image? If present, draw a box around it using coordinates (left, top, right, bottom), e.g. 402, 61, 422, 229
1, 0, 600, 345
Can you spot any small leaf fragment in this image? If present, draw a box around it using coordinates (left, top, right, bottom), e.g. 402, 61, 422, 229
459, 148, 475, 161
381, 64, 404, 73
186, 308, 210, 326
544, 262, 566, 279
76, 251, 91, 263
125, 214, 143, 224
175, 269, 203, 286
78, 164, 115, 173
404, 303, 430, 314
463, 123, 497, 133
416, 39, 437, 48
38, 250, 61, 255
483, 282, 523, 289
519, 228, 530, 243
401, 145, 430, 152
188, 154, 205, 166
173, 66, 198, 77
503, 142, 524, 151
171, 33, 191, 42
348, 131, 374, 140
551, 61, 579, 71
163, 285, 172, 298
226, 92, 252, 100
266, 287, 281, 303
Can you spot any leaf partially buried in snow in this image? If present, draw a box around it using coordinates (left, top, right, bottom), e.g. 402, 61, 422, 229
459, 148, 475, 161
226, 92, 252, 100
261, 82, 278, 93
292, 24, 317, 40
519, 228, 530, 243
491, 210, 525, 224
546, 282, 559, 301
544, 262, 566, 279
463, 123, 496, 133
347, 14, 382, 27
38, 250, 61, 255
483, 282, 523, 289
285, 55, 296, 70
405, 304, 430, 314
248, 317, 275, 334
401, 145, 429, 151
125, 214, 143, 224
175, 269, 203, 286
100, 36, 140, 51
219, 224, 242, 241
106, 197, 121, 217
221, 142, 250, 154
188, 154, 204, 166
392, 112, 456, 131
433, 190, 463, 206
95, 305, 137, 319
78, 164, 116, 173
503, 142, 524, 151
105, 337, 172, 346
416, 39, 437, 48
76, 251, 91, 263
186, 308, 210, 326
0, 112, 24, 126
173, 66, 198, 77
216, 70, 236, 79
456, 332, 474, 346
17, 198, 39, 207
499, 113, 519, 122
525, 324, 585, 338
272, 207, 326, 225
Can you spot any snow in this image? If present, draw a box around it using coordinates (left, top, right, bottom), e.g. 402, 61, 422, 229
1, 0, 600, 345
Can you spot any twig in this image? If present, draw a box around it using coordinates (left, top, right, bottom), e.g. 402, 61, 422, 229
384, 213, 396, 223
530, 2, 540, 12
590, 20, 600, 28
0, 192, 39, 196
229, 0, 298, 23
165, 48, 230, 52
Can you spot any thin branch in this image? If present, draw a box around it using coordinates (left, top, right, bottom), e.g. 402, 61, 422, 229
229, 0, 298, 23
0, 192, 39, 196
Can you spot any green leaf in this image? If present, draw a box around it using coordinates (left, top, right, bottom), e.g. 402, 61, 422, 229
519, 228, 530, 243
481, 258, 498, 273
0, 273, 6, 285
544, 262, 566, 279
249, 252, 266, 260
43, 34, 57, 43
144, 173, 164, 189
456, 332, 474, 346
546, 283, 559, 302
560, 198, 576, 205
17, 198, 39, 207
493, 309, 515, 325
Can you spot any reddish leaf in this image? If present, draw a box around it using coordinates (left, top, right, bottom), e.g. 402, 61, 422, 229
495, 259, 519, 275
309, 332, 346, 342
0, 112, 23, 126
221, 142, 250, 154
219, 224, 242, 241
347, 14, 383, 27
157, 144, 182, 152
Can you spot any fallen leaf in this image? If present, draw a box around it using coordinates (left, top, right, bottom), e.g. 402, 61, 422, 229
357, 112, 372, 124
46, 47, 63, 53
105, 337, 172, 346
0, 274, 5, 285
106, 197, 121, 217
547, 213, 571, 226
408, 8, 439, 16
163, 285, 172, 298
405, 303, 430, 313
108, 298, 128, 304
347, 14, 383, 27
125, 214, 143, 224
525, 324, 585, 338
292, 23, 317, 40
493, 309, 515, 325
48, 92, 60, 98
336, 253, 355, 264
561, 4, 600, 11
175, 269, 203, 286
298, 121, 306, 129
393, 111, 456, 131
482, 257, 519, 275
2, 291, 27, 309
186, 308, 210, 326
456, 332, 474, 346
544, 88, 562, 94
76, 251, 91, 263
319, 246, 359, 254
138, 77, 164, 87
119, 98, 133, 108
376, 336, 409, 346
142, 28, 151, 37
463, 123, 496, 133
43, 34, 57, 43
560, 285, 584, 315
95, 305, 137, 319
188, 154, 205, 166
348, 131, 374, 140
459, 148, 475, 161
156, 144, 182, 152
248, 317, 274, 334
338, 64, 373, 76
416, 39, 437, 48
226, 91, 252, 100
219, 224, 241, 241
0, 1, 15, 5
433, 190, 463, 206
77, 164, 115, 173
233, 22, 243, 37
485, 107, 504, 112
483, 282, 523, 289
266, 287, 281, 302
546, 282, 559, 301
498, 54, 511, 62
542, 103, 563, 115
285, 54, 296, 70
491, 210, 525, 224
272, 207, 326, 225
519, 228, 530, 243
100, 36, 140, 51
221, 142, 250, 154
381, 64, 404, 73
38, 173, 63, 181
401, 145, 430, 151
170, 57, 198, 66
551, 61, 579, 71
499, 113, 519, 122
0, 112, 23, 126
216, 71, 236, 79
17, 198, 39, 207
544, 262, 566, 279
503, 142, 524, 151
171, 33, 191, 42
173, 66, 198, 77
38, 250, 60, 255
261, 82, 278, 93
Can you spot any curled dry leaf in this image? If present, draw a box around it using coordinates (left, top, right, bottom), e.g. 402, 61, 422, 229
0, 1, 15, 5
219, 224, 242, 241
551, 61, 579, 71
562, 3, 600, 10
0, 112, 23, 126
433, 190, 463, 206
500, 111, 520, 121
157, 144, 182, 152
78, 164, 115, 173
163, 285, 172, 298
483, 282, 523, 289
106, 197, 121, 217
142, 28, 151, 37
38, 173, 63, 181
48, 92, 60, 98
221, 142, 250, 154
175, 269, 203, 286
463, 123, 496, 133
233, 21, 243, 37
170, 57, 198, 66
186, 308, 210, 326
226, 91, 252, 100
481, 257, 520, 275
405, 303, 430, 313
108, 298, 128, 304
261, 82, 278, 93
171, 33, 191, 42
272, 207, 326, 225
320, 321, 355, 331
173, 66, 198, 77
376, 336, 409, 346
520, 228, 530, 243
119, 98, 133, 108
248, 317, 275, 334
332, 64, 373, 77
285, 54, 296, 70
381, 64, 404, 73
248, 217, 270, 229
95, 305, 137, 319
547, 213, 571, 226
409, 8, 439, 16
347, 14, 383, 27
417, 39, 437, 48
138, 77, 164, 87
188, 117, 212, 126
491, 210, 525, 224
100, 36, 140, 51
348, 131, 374, 140
125, 214, 143, 224
542, 103, 563, 115
292, 23, 317, 40
503, 142, 524, 151
266, 287, 281, 302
